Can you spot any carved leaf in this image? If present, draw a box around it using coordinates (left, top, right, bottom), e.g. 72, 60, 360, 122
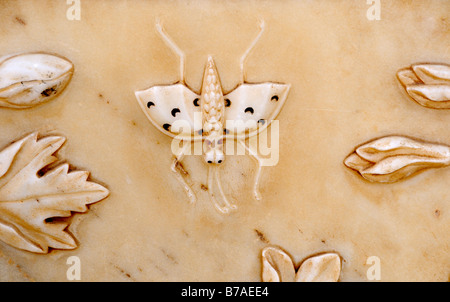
345, 136, 450, 183
0, 133, 109, 253
397, 63, 450, 109
261, 247, 296, 282
295, 253, 341, 282
0, 52, 73, 109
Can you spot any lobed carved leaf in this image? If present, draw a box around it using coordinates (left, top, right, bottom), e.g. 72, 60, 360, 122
397, 63, 450, 109
0, 133, 109, 253
344, 136, 450, 183
0, 52, 73, 109
261, 246, 341, 282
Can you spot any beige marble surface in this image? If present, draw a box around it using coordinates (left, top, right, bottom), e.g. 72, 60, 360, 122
0, 0, 449, 281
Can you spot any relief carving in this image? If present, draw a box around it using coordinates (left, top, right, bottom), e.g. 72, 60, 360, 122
347, 63, 450, 183
135, 21, 290, 213
344, 135, 450, 183
0, 133, 109, 254
0, 52, 73, 109
261, 246, 342, 282
397, 63, 450, 109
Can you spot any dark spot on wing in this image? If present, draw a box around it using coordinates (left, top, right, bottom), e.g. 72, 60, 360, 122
193, 98, 200, 106
244, 107, 254, 114
271, 95, 279, 101
223, 128, 230, 134
147, 101, 155, 108
225, 98, 231, 107
163, 123, 171, 131
171, 108, 180, 117
258, 119, 266, 125
197, 129, 203, 135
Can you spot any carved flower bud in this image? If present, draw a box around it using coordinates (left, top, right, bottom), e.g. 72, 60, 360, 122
397, 63, 450, 109
344, 136, 450, 183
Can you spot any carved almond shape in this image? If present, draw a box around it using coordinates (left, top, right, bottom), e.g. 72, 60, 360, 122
261, 247, 341, 282
0, 53, 74, 109
261, 247, 296, 282
397, 63, 450, 109
0, 133, 109, 253
344, 136, 450, 183
295, 253, 342, 282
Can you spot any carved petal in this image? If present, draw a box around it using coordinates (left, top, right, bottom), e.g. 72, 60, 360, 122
0, 53, 73, 109
261, 247, 296, 282
412, 64, 450, 85
345, 136, 450, 183
397, 63, 450, 109
397, 68, 421, 86
0, 133, 109, 253
406, 84, 450, 108
295, 253, 341, 282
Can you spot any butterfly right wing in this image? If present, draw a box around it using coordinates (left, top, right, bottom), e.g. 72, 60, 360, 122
135, 83, 203, 141
223, 82, 290, 140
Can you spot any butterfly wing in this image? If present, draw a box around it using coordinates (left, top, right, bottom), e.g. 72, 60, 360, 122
135, 83, 202, 140
223, 83, 290, 140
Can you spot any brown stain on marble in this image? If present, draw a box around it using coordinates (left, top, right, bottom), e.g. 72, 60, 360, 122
112, 263, 136, 281
254, 229, 269, 244
434, 209, 441, 218
0, 250, 35, 281
14, 16, 26, 25
174, 159, 189, 177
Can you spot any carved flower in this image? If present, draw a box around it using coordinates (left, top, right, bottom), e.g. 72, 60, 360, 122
261, 246, 342, 282
0, 52, 73, 109
0, 133, 109, 253
397, 63, 450, 109
344, 136, 450, 183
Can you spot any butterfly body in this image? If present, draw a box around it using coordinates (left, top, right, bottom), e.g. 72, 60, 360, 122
200, 56, 225, 164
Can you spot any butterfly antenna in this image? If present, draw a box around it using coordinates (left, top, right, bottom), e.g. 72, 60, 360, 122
156, 19, 186, 84
240, 19, 265, 83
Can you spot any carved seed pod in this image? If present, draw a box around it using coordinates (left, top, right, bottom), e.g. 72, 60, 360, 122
0, 52, 74, 109
397, 63, 450, 109
345, 136, 450, 183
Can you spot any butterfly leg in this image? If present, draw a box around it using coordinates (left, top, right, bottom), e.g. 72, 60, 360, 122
208, 165, 236, 213
170, 141, 196, 204
214, 165, 237, 211
239, 140, 263, 201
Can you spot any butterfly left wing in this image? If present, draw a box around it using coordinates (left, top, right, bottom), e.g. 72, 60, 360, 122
135, 83, 202, 141
223, 83, 290, 140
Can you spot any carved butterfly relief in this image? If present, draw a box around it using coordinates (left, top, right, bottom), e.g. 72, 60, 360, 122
135, 21, 290, 213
